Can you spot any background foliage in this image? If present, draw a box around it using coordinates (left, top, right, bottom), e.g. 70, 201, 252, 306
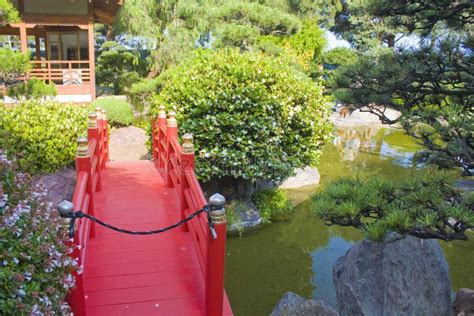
7, 78, 57, 101
96, 41, 151, 95
0, 102, 88, 174
153, 49, 332, 183
0, 48, 30, 88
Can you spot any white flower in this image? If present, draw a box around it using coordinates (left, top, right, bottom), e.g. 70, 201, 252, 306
13, 258, 19, 264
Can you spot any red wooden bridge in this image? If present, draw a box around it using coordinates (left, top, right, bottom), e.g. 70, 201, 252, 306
62, 107, 233, 316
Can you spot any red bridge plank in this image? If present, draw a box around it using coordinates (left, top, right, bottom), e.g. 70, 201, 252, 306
82, 161, 232, 315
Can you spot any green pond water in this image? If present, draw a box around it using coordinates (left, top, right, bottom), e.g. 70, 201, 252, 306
224, 126, 474, 316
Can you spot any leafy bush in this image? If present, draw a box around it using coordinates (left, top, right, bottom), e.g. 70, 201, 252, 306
154, 49, 332, 183
8, 78, 56, 101
312, 172, 474, 242
0, 48, 30, 87
96, 41, 150, 94
89, 98, 134, 127
253, 188, 292, 221
0, 152, 76, 313
258, 20, 327, 78
0, 102, 88, 174
127, 78, 161, 113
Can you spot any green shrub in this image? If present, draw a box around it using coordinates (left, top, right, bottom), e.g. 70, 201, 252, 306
0, 153, 76, 314
253, 188, 292, 221
0, 101, 88, 174
95, 41, 150, 94
154, 49, 332, 183
89, 98, 134, 127
0, 47, 30, 87
8, 78, 57, 101
127, 78, 161, 113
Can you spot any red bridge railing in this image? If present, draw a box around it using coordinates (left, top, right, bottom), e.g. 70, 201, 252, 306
69, 108, 109, 315
152, 106, 228, 316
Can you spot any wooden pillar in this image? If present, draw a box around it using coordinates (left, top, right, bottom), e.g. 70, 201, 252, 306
19, 23, 27, 54
34, 35, 41, 60
156, 105, 167, 165
87, 23, 96, 101
101, 109, 109, 169
180, 133, 195, 230
166, 111, 178, 188
206, 194, 227, 316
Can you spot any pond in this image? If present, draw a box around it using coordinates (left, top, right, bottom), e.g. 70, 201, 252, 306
224, 126, 474, 316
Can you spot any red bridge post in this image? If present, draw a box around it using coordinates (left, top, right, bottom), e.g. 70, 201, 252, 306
206, 194, 227, 316
157, 106, 167, 168
100, 108, 109, 170
166, 111, 178, 188
68, 136, 91, 316
88, 112, 102, 193
180, 133, 195, 230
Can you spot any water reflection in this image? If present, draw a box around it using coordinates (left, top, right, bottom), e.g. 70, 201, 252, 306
225, 126, 474, 316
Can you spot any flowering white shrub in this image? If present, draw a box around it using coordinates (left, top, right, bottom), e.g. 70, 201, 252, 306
0, 151, 76, 314
155, 49, 333, 183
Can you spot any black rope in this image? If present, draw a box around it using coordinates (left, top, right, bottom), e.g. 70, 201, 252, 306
69, 205, 211, 236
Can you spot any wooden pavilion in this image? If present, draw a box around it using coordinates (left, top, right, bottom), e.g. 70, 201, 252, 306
0, 0, 123, 102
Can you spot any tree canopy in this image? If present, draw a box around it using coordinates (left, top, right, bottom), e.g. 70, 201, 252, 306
312, 172, 474, 242
329, 0, 474, 175
0, 0, 19, 24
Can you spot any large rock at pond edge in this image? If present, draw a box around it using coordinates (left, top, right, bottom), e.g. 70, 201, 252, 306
279, 167, 320, 189
271, 292, 339, 316
33, 168, 76, 206
333, 235, 452, 316
453, 288, 474, 315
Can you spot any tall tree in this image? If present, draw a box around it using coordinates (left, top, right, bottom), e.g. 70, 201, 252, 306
0, 0, 19, 24
331, 0, 474, 175
114, 0, 303, 76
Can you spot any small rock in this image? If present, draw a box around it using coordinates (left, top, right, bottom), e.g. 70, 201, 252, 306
271, 292, 339, 316
333, 235, 452, 316
279, 167, 320, 189
453, 288, 474, 316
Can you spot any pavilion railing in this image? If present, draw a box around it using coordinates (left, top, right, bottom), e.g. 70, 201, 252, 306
68, 108, 109, 315
28, 60, 91, 84
152, 106, 228, 316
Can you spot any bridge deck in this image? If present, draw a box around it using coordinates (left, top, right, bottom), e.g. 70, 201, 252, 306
83, 161, 232, 315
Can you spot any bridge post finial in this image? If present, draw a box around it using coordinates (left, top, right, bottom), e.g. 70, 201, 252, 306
95, 107, 102, 120
209, 193, 226, 224
101, 109, 107, 121
158, 105, 166, 118
182, 133, 194, 154
88, 112, 97, 128
167, 111, 177, 127
76, 136, 89, 157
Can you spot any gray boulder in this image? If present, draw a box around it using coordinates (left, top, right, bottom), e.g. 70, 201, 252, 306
453, 288, 474, 316
271, 292, 339, 316
333, 235, 452, 316
279, 167, 320, 189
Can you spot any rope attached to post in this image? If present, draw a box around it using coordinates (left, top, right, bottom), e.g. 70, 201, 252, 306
65, 205, 218, 238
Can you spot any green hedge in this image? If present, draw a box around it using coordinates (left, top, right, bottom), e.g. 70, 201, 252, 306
89, 98, 134, 127
0, 101, 88, 174
153, 49, 332, 183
